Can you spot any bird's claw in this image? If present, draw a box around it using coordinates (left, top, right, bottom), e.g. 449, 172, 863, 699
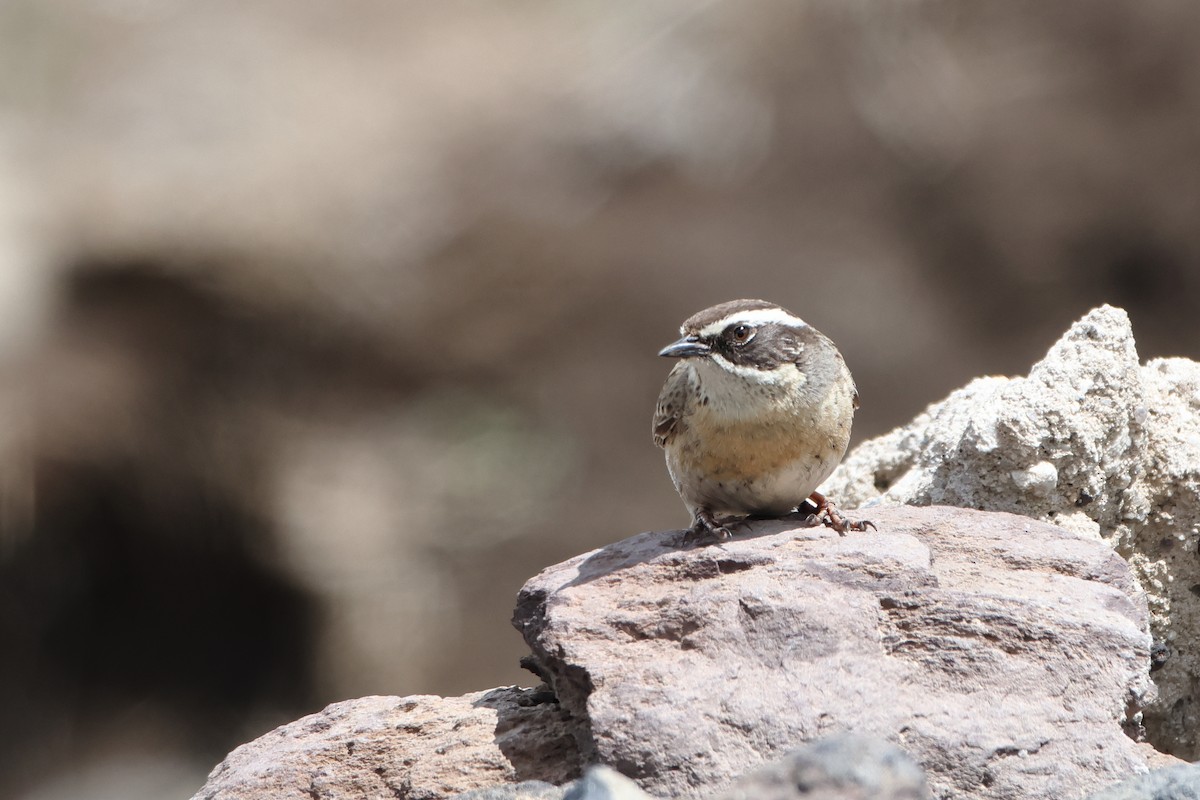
837, 517, 877, 534
807, 492, 875, 537
684, 509, 734, 545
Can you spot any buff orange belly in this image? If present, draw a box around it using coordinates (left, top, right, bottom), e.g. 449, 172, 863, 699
665, 418, 844, 516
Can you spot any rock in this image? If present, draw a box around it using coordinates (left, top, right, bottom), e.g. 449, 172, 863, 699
191, 688, 582, 800
449, 766, 651, 800
706, 734, 929, 800
451, 736, 929, 800
564, 766, 655, 800
453, 781, 569, 800
1134, 357, 1200, 755
1085, 763, 1200, 800
821, 306, 1200, 758
514, 505, 1161, 799
825, 306, 1143, 539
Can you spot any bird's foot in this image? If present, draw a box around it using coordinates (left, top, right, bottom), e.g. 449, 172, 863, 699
683, 509, 735, 545
807, 491, 875, 536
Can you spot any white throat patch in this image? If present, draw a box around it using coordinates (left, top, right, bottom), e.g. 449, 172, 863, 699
688, 355, 808, 422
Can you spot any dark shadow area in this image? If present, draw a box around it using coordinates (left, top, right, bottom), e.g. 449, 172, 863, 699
0, 265, 322, 799
472, 687, 583, 786
0, 461, 318, 798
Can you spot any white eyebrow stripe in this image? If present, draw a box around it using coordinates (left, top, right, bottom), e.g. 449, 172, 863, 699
694, 308, 808, 338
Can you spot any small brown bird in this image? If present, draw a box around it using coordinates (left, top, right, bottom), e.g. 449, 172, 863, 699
653, 299, 872, 540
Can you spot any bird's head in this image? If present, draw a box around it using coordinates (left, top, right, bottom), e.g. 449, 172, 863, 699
658, 299, 812, 382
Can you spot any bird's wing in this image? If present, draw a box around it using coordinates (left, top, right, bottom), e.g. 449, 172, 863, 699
792, 329, 860, 410
652, 362, 691, 448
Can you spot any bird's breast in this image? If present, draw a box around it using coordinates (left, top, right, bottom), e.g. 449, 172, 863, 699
671, 412, 839, 481
664, 378, 854, 515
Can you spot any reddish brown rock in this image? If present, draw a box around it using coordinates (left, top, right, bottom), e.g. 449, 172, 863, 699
514, 506, 1164, 799
191, 688, 581, 800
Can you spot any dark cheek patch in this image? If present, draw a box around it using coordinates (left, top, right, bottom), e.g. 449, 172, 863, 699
718, 324, 803, 370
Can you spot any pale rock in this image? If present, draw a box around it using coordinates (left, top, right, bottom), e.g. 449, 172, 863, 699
453, 782, 567, 800
564, 766, 654, 800
1084, 762, 1200, 800
705, 735, 929, 800
1010, 461, 1057, 496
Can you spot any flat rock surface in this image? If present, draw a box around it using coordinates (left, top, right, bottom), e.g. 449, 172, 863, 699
514, 505, 1160, 799
191, 688, 580, 800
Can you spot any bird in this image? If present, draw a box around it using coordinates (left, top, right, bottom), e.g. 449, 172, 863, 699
652, 298, 872, 541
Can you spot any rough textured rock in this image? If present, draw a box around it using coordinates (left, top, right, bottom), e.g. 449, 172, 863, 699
825, 306, 1143, 538
706, 735, 928, 800
514, 505, 1162, 799
190, 688, 581, 800
821, 306, 1200, 759
1085, 763, 1200, 800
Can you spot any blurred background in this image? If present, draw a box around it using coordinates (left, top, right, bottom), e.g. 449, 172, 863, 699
3, 1, 1200, 797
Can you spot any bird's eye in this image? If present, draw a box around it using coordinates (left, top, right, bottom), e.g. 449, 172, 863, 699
731, 324, 753, 343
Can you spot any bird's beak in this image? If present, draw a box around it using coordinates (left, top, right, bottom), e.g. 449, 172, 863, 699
658, 335, 711, 359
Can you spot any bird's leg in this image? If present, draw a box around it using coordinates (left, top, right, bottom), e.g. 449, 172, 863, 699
684, 508, 734, 544
807, 491, 875, 536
